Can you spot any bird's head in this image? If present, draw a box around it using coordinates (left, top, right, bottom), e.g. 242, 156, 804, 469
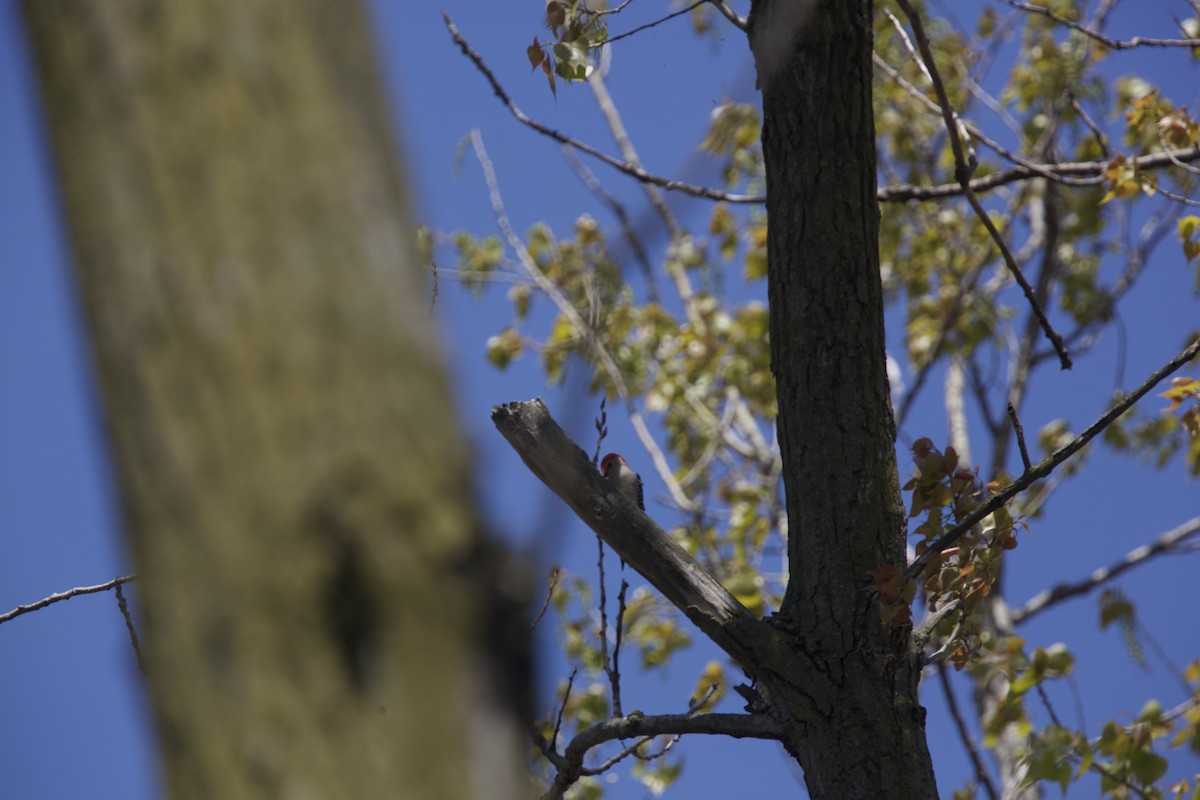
600, 452, 626, 477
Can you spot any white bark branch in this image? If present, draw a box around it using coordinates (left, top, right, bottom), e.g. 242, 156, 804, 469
1012, 516, 1200, 624
491, 399, 760, 657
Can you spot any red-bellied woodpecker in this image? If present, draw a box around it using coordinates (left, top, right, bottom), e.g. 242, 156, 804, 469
600, 452, 644, 511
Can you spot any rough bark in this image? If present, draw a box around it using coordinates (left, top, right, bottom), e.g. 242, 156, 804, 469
749, 0, 939, 796
22, 2, 527, 798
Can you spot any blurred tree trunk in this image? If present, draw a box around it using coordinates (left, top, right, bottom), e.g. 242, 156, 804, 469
751, 0, 939, 796
22, 2, 527, 798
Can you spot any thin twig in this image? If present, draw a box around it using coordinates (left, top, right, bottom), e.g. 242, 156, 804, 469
583, 63, 776, 531
630, 733, 681, 763
598, 0, 707, 45
1036, 683, 1064, 729
530, 565, 561, 631
1013, 517, 1200, 623
541, 712, 786, 799
1158, 132, 1200, 177
595, 536, 621, 715
1071, 94, 1109, 157
688, 683, 720, 713
710, 0, 748, 31
586, 67, 680, 247
894, 0, 1072, 369
883, 9, 977, 172
905, 336, 1200, 582
581, 734, 658, 776
447, 18, 1200, 212
879, 146, 1200, 201
893, 187, 1029, 430
1152, 183, 1200, 208
1006, 403, 1032, 472
560, 148, 658, 301
962, 74, 1022, 140
593, 396, 608, 468
427, 256, 439, 318
551, 667, 578, 754
927, 615, 966, 666
114, 583, 146, 676
0, 574, 138, 626
444, 14, 760, 205
873, 52, 1093, 188
996, 177, 1060, 474
938, 664, 1000, 800
967, 357, 1003, 440
611, 579, 628, 715
1164, 695, 1200, 726
1036, 207, 1173, 364
914, 596, 964, 652
592, 0, 636, 16
1003, 0, 1200, 49
1087, 761, 1156, 800
586, 69, 706, 333
429, 267, 530, 286
1134, 618, 1194, 698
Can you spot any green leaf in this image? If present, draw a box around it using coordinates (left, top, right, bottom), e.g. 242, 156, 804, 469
1043, 643, 1074, 675
1129, 749, 1168, 786
1179, 215, 1200, 240
1185, 239, 1200, 263
1099, 588, 1134, 629
1135, 698, 1163, 723
485, 328, 522, 369
1010, 664, 1042, 696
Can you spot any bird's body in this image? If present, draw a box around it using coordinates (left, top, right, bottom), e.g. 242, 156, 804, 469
600, 452, 644, 511
600, 452, 643, 571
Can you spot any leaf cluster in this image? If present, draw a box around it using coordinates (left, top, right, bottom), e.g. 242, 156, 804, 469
897, 438, 1021, 666
526, 1, 609, 96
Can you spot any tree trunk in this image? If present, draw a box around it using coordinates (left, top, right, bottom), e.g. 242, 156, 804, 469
22, 2, 527, 798
749, 0, 939, 796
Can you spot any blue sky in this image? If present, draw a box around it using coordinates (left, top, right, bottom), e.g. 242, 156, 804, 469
2, 2, 1198, 798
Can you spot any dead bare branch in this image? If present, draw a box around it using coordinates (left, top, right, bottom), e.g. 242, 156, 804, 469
0, 574, 138, 626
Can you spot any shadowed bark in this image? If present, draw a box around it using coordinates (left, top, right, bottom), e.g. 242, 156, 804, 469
23, 2, 528, 798
751, 0, 939, 795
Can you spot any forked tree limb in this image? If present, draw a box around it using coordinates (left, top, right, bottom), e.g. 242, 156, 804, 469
537, 712, 785, 800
